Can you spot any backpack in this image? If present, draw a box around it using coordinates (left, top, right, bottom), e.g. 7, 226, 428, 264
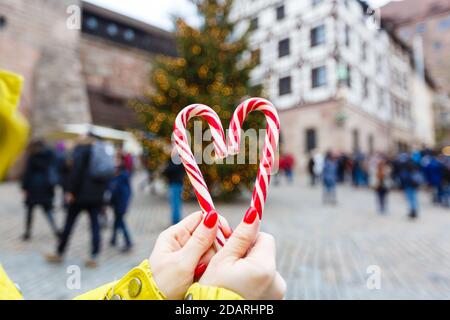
88, 141, 116, 180
411, 170, 424, 187
47, 164, 59, 187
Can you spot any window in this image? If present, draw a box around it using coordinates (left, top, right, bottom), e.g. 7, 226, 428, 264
276, 5, 285, 20
278, 38, 290, 58
346, 65, 352, 88
107, 23, 119, 36
378, 88, 384, 109
397, 142, 409, 153
305, 129, 317, 153
376, 57, 382, 73
368, 135, 374, 154
0, 16, 6, 29
363, 77, 369, 98
250, 17, 258, 30
345, 25, 351, 47
361, 42, 367, 61
279, 76, 292, 96
352, 129, 360, 153
433, 41, 442, 50
438, 16, 450, 31
312, 66, 327, 88
416, 23, 426, 33
124, 29, 135, 41
311, 24, 326, 47
85, 17, 98, 30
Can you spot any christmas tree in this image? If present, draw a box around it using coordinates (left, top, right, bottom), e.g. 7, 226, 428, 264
133, 0, 263, 200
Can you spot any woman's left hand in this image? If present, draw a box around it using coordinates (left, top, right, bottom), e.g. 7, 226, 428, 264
149, 211, 232, 300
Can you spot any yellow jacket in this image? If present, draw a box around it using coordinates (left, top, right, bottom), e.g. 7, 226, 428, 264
0, 261, 243, 300
0, 70, 29, 180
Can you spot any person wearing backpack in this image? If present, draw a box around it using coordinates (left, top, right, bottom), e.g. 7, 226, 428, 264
21, 140, 60, 241
46, 134, 115, 268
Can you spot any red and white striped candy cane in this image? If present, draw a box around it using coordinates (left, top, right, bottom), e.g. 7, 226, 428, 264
173, 104, 228, 248
228, 98, 280, 219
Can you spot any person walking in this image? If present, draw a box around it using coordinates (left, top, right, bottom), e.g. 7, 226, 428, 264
307, 153, 316, 186
46, 134, 115, 268
425, 152, 445, 205
54, 142, 71, 208
109, 158, 133, 253
373, 158, 391, 214
313, 151, 324, 184
398, 154, 422, 219
322, 151, 338, 205
21, 140, 60, 240
163, 151, 186, 225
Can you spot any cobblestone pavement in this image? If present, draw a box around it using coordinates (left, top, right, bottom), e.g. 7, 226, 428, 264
1, 175, 450, 300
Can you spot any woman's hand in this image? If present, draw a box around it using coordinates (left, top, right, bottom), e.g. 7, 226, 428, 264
149, 211, 232, 300
199, 208, 286, 300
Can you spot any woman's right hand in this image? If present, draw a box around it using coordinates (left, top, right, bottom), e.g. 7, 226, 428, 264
199, 208, 286, 300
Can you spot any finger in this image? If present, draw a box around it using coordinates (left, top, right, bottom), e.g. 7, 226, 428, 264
157, 212, 203, 251
182, 210, 219, 266
246, 232, 276, 264
175, 211, 204, 235
217, 207, 260, 260
218, 215, 233, 239
194, 248, 216, 280
198, 247, 216, 267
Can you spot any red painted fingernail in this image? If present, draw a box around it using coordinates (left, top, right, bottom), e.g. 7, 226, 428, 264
194, 263, 207, 278
243, 207, 258, 224
204, 210, 218, 229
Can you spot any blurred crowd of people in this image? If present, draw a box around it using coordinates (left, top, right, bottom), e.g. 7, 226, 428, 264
21, 134, 135, 268
305, 148, 450, 219
20, 134, 187, 267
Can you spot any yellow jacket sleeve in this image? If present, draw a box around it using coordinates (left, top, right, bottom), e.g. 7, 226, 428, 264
185, 283, 244, 300
74, 260, 167, 300
0, 265, 24, 300
74, 260, 243, 300
1, 260, 243, 300
0, 70, 29, 181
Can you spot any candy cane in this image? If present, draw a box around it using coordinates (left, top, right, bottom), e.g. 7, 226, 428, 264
173, 98, 280, 250
173, 104, 228, 248
228, 98, 280, 219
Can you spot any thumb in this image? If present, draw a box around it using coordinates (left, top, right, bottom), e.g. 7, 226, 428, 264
217, 207, 260, 260
182, 210, 219, 266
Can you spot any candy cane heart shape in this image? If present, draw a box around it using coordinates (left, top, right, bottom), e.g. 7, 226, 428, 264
228, 98, 280, 219
173, 104, 228, 248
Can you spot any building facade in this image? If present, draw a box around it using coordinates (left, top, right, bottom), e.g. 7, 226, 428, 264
0, 0, 175, 138
232, 0, 436, 171
382, 0, 450, 95
381, 0, 450, 145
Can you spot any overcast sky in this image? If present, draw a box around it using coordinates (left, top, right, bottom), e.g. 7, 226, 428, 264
84, 0, 396, 31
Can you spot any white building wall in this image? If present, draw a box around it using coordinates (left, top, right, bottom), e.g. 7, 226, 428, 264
233, 0, 435, 152
411, 73, 436, 147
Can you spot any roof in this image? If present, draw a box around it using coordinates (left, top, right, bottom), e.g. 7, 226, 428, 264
81, 1, 177, 56
381, 0, 450, 26
82, 1, 173, 39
